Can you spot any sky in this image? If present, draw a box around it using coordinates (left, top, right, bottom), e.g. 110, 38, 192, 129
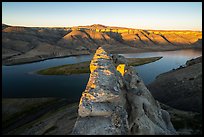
2, 2, 202, 30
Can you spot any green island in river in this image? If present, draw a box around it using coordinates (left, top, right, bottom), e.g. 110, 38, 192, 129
37, 56, 162, 75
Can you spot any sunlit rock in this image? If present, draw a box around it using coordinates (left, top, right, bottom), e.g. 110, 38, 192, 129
72, 47, 177, 135
116, 64, 126, 76
90, 47, 112, 73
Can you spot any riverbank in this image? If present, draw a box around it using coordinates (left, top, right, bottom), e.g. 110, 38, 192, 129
36, 57, 162, 75
2, 54, 202, 135
3, 24, 202, 67
2, 53, 90, 66
2, 46, 201, 66
147, 56, 202, 113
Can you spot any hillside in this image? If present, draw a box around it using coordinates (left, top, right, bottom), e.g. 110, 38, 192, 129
2, 24, 202, 65
147, 56, 202, 113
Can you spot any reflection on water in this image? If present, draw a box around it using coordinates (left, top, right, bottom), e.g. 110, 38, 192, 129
120, 49, 202, 58
2, 49, 202, 98
121, 49, 202, 84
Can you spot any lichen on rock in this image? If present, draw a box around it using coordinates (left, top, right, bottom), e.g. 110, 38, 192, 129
72, 47, 177, 135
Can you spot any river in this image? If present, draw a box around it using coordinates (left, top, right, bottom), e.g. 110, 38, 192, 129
2, 49, 202, 99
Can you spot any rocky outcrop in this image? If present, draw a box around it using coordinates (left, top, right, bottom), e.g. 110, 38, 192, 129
72, 47, 128, 135
124, 67, 176, 135
72, 47, 177, 135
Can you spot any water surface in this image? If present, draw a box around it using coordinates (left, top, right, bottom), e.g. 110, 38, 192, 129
2, 49, 202, 98
2, 55, 92, 99
120, 49, 202, 84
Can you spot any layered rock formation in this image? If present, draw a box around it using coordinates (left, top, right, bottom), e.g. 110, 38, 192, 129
72, 47, 177, 135
2, 24, 202, 65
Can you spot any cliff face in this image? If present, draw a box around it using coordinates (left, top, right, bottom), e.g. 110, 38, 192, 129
72, 47, 177, 135
2, 24, 202, 65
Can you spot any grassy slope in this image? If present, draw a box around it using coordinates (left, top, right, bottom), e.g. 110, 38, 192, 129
37, 57, 162, 75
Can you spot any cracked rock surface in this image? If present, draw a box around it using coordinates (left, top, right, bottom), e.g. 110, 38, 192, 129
72, 47, 177, 135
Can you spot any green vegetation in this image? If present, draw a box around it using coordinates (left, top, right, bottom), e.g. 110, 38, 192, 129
127, 56, 162, 66
37, 61, 90, 75
37, 57, 162, 75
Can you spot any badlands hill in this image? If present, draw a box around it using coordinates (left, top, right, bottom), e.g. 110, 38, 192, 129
2, 24, 202, 65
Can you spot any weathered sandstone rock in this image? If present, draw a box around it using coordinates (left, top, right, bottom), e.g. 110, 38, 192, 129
124, 67, 177, 135
72, 47, 177, 135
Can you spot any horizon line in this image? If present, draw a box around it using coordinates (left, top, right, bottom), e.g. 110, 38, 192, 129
2, 23, 202, 32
